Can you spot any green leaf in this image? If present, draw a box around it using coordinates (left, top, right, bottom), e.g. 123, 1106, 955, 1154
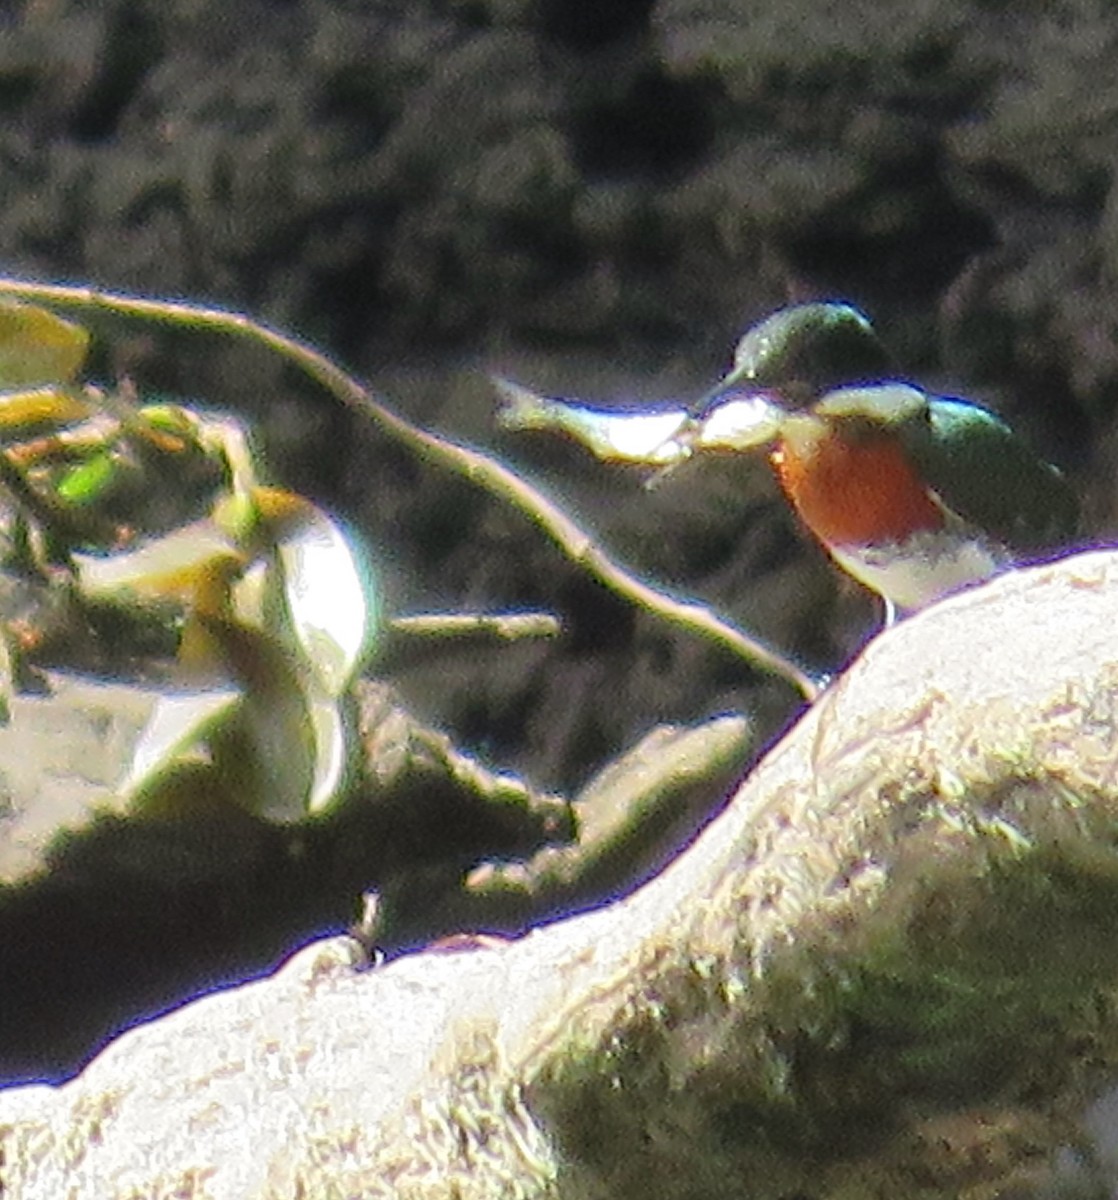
212, 489, 261, 545
0, 301, 90, 387
135, 404, 197, 439
54, 450, 119, 506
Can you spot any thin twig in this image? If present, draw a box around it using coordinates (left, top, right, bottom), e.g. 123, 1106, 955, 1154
389, 611, 562, 640
0, 277, 821, 701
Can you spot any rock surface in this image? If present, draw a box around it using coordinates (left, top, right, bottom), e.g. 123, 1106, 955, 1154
3, 550, 1118, 1198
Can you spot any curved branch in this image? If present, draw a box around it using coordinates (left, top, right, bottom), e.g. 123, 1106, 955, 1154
0, 276, 820, 701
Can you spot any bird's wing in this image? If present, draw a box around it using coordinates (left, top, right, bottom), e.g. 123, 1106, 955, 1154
902, 397, 1079, 552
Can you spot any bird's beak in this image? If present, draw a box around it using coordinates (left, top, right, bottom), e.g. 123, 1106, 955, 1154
692, 362, 752, 418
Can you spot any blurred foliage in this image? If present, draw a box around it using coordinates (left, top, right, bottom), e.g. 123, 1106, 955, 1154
0, 297, 375, 821
0, 280, 763, 958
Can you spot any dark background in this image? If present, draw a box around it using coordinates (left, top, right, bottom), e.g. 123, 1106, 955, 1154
1, 0, 1116, 1081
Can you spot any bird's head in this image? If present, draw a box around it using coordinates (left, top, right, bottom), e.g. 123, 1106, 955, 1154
683, 307, 903, 457
705, 301, 894, 416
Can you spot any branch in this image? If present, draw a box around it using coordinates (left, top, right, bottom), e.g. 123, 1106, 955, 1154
0, 276, 820, 701
387, 610, 561, 640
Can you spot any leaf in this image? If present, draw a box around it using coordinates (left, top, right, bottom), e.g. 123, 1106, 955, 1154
54, 450, 119, 506
73, 519, 243, 606
188, 614, 330, 822
306, 694, 350, 816
121, 686, 242, 799
193, 411, 259, 496
272, 500, 375, 698
212, 489, 261, 545
0, 301, 90, 387
135, 404, 196, 435
232, 682, 315, 823
203, 619, 316, 823
0, 386, 92, 430
229, 559, 268, 631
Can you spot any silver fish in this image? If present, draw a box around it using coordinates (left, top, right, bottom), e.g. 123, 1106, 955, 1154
492, 376, 692, 466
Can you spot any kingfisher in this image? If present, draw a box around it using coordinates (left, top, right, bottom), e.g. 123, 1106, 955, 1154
696, 302, 1080, 621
